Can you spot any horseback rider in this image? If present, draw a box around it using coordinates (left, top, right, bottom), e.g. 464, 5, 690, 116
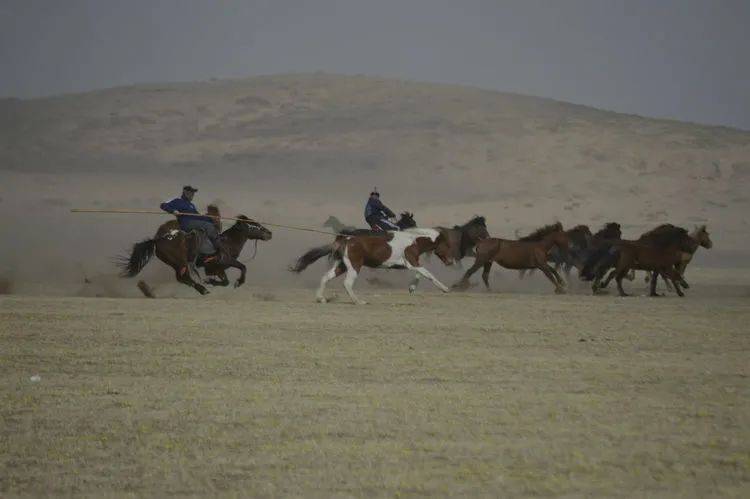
364, 189, 399, 231
160, 185, 225, 258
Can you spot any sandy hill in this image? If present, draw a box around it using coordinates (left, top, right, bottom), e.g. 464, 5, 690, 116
1, 73, 749, 286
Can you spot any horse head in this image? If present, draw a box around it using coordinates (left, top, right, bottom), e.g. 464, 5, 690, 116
433, 229, 456, 266
457, 216, 490, 243
236, 215, 273, 241
693, 225, 713, 249
398, 212, 417, 229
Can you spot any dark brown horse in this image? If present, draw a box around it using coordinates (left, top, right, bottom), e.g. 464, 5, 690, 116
119, 215, 271, 295
453, 223, 571, 293
290, 228, 454, 304
409, 216, 490, 293
639, 224, 713, 292
594, 224, 713, 296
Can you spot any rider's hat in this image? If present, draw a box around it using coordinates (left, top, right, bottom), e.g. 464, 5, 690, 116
370, 188, 379, 197
183, 185, 198, 192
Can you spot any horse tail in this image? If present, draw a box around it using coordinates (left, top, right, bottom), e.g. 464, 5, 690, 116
118, 238, 156, 277
580, 244, 619, 281
288, 243, 335, 273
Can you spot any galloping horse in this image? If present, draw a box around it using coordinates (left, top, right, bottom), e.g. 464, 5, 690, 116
289, 228, 454, 304
118, 215, 272, 295
408, 216, 490, 293
453, 223, 571, 293
584, 224, 712, 297
640, 224, 713, 292
519, 224, 592, 281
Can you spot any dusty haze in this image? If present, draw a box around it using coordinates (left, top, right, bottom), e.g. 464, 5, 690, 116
1, 73, 749, 296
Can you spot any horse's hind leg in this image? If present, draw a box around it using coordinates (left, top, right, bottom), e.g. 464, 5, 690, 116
175, 266, 209, 295
317, 262, 344, 303
482, 262, 494, 289
342, 262, 366, 305
452, 260, 485, 289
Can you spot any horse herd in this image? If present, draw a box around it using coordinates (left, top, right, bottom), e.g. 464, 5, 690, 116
119, 209, 712, 303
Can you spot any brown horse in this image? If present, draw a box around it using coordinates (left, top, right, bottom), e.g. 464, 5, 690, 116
409, 216, 490, 293
119, 215, 272, 295
518, 223, 592, 281
290, 228, 454, 304
597, 224, 713, 296
453, 223, 571, 293
640, 224, 713, 292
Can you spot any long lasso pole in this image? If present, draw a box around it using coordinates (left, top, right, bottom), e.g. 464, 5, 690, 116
69, 208, 341, 236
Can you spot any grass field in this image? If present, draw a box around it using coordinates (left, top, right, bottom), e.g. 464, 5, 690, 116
1, 274, 749, 497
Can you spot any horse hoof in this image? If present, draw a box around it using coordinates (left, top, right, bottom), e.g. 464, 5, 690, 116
234, 281, 243, 288
555, 288, 566, 294
316, 296, 327, 304
356, 301, 368, 305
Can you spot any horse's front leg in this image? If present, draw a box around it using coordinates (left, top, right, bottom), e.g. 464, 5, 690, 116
224, 259, 247, 288
407, 263, 449, 293
206, 269, 230, 287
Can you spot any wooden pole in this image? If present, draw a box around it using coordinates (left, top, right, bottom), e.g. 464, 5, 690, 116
69, 208, 340, 236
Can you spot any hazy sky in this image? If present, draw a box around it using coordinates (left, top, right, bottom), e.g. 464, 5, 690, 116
1, 0, 748, 129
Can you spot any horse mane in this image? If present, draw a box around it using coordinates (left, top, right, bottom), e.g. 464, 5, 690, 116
691, 224, 708, 237
453, 215, 486, 230
519, 222, 563, 241
639, 224, 689, 246
593, 222, 621, 239
569, 224, 591, 234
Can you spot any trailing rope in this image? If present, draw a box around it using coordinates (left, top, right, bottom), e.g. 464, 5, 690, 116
70, 208, 341, 236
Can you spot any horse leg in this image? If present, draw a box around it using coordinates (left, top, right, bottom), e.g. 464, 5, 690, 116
342, 256, 366, 305
408, 273, 421, 294
549, 265, 566, 289
317, 263, 344, 303
481, 262, 492, 290
676, 261, 689, 288
207, 270, 230, 287
615, 269, 630, 297
452, 260, 485, 289
175, 265, 209, 295
649, 270, 662, 297
407, 264, 450, 293
539, 263, 565, 294
221, 259, 247, 288
599, 269, 617, 289
663, 267, 685, 297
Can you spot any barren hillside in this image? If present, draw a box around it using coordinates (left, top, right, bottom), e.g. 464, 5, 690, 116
1, 73, 749, 288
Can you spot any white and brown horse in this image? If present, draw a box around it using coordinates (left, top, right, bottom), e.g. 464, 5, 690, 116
289, 228, 454, 304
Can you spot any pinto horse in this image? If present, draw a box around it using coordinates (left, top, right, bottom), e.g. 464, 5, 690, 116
408, 216, 490, 293
118, 215, 271, 295
453, 223, 571, 293
289, 228, 454, 304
